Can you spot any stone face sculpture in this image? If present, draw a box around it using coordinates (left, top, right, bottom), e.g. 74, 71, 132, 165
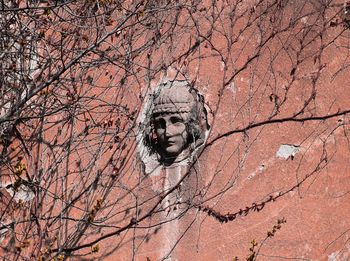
138, 81, 210, 259
144, 80, 209, 166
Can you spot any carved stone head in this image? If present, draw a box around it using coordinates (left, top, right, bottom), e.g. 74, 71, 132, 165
144, 80, 209, 165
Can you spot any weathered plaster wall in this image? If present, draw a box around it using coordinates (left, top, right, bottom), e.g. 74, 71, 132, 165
112, 1, 350, 260
1, 1, 349, 260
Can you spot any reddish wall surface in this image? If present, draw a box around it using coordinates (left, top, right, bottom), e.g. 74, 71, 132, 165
1, 1, 350, 260
105, 2, 350, 260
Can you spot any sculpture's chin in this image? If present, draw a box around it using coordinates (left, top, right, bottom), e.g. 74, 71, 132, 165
163, 147, 182, 156
160, 146, 191, 165
162, 143, 188, 157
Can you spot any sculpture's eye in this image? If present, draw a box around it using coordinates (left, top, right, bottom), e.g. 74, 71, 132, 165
154, 118, 166, 129
170, 116, 183, 125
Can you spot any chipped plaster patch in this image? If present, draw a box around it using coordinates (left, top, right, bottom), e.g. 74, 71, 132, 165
328, 243, 350, 261
301, 16, 308, 24
247, 164, 266, 180
220, 61, 225, 71
328, 251, 340, 261
276, 144, 300, 160
1, 182, 35, 203
6, 185, 35, 203
227, 82, 235, 97
247, 158, 274, 180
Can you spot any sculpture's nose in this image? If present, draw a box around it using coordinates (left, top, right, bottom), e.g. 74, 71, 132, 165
164, 123, 176, 137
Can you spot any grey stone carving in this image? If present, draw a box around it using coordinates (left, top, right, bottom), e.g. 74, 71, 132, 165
143, 80, 209, 166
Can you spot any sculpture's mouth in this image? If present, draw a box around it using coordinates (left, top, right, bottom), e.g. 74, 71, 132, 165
166, 140, 175, 145
162, 140, 180, 155
164, 138, 176, 145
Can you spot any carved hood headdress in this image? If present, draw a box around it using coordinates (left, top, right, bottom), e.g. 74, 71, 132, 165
152, 81, 197, 114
